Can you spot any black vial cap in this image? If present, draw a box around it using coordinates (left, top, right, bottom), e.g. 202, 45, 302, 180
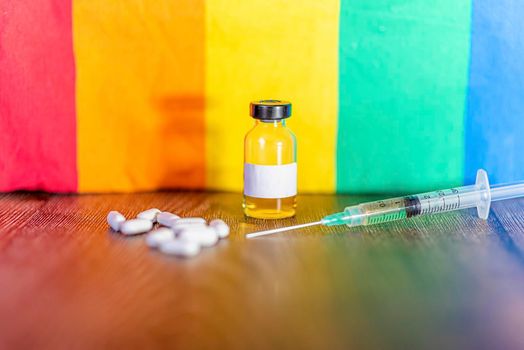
250, 100, 292, 121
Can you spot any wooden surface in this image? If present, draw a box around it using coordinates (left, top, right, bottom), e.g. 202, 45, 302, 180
1, 192, 524, 349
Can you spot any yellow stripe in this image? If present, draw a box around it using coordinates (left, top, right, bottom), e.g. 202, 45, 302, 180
74, 0, 206, 192
205, 0, 339, 193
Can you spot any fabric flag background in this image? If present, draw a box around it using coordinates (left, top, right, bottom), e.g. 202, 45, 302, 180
1, 0, 523, 194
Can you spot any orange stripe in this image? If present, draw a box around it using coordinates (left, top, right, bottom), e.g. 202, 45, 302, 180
74, 0, 205, 192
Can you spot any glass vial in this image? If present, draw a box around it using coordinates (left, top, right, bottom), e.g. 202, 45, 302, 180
243, 100, 297, 219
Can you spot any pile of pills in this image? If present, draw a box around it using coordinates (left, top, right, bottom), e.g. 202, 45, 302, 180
106, 209, 229, 258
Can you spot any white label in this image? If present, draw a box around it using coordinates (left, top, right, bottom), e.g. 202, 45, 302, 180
244, 163, 297, 199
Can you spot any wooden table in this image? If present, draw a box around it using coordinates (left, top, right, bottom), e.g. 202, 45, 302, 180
1, 192, 524, 349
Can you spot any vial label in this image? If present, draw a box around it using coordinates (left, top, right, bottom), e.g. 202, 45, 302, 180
244, 163, 297, 199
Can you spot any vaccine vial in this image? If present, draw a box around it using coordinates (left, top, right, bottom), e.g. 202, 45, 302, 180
243, 100, 297, 219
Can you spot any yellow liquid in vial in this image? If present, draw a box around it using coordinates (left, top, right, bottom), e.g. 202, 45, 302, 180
243, 195, 296, 219
243, 120, 296, 219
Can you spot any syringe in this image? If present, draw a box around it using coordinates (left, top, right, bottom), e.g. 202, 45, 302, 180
246, 169, 524, 239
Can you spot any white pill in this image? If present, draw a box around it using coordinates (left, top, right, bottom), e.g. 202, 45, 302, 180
120, 219, 153, 235
145, 228, 175, 248
178, 227, 218, 247
159, 240, 201, 258
175, 217, 206, 225
172, 222, 207, 233
107, 211, 126, 231
157, 212, 180, 227
137, 208, 161, 222
209, 219, 230, 238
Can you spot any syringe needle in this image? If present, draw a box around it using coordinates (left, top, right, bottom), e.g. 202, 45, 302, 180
246, 221, 323, 239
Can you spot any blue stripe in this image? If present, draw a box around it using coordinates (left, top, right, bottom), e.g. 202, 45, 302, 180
465, 0, 524, 185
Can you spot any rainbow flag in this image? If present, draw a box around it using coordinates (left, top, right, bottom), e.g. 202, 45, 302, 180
1, 0, 523, 193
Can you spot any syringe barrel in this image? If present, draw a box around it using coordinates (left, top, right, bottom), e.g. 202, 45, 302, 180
491, 181, 524, 202
323, 170, 524, 229
323, 196, 421, 227
323, 185, 485, 228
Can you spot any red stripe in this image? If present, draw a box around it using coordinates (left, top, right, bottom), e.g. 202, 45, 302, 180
0, 0, 76, 192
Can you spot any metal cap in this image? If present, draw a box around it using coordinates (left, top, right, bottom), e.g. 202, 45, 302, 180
250, 100, 292, 121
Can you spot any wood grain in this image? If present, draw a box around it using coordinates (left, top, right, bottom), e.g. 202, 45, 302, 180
0, 192, 524, 349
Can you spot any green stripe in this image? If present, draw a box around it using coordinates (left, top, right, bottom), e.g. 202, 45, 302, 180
337, 0, 471, 194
